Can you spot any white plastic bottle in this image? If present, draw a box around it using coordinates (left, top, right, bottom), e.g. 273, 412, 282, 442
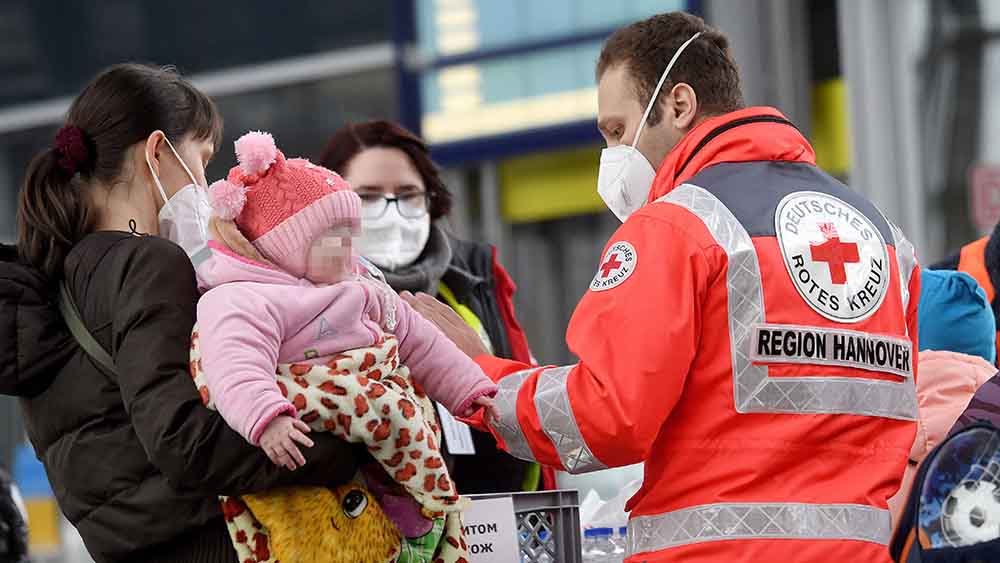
583, 527, 615, 562
611, 526, 628, 562
582, 528, 598, 561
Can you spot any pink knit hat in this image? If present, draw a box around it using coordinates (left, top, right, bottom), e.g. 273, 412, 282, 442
208, 131, 360, 276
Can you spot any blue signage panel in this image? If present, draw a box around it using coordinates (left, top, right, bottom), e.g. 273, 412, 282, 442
398, 0, 695, 165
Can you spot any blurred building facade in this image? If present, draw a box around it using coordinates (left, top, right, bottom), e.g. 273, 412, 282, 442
0, 0, 990, 559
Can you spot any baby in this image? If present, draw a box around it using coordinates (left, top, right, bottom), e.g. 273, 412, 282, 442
196, 131, 496, 469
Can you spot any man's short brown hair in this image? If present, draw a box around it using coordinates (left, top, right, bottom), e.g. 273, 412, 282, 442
596, 12, 744, 125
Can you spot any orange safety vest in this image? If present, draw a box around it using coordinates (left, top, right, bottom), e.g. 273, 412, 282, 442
957, 236, 1000, 364
465, 107, 918, 562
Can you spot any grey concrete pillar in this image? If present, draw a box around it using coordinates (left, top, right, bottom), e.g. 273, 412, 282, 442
705, 0, 813, 135
838, 0, 928, 257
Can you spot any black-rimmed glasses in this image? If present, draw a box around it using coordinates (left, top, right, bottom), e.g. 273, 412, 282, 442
358, 192, 430, 220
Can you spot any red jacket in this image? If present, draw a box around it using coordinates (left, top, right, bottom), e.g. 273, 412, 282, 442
491, 246, 533, 366
472, 108, 919, 562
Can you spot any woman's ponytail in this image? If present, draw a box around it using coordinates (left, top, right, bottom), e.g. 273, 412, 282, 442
17, 145, 94, 279
14, 63, 222, 280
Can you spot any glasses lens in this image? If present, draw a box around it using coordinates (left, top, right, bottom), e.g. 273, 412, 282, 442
397, 193, 429, 219
359, 194, 388, 220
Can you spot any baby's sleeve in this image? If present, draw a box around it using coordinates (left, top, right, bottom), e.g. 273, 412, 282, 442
389, 292, 497, 415
197, 286, 296, 444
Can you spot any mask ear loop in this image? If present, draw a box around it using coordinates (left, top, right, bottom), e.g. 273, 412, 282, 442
160, 134, 213, 238
161, 135, 201, 187
630, 31, 703, 150
145, 133, 172, 208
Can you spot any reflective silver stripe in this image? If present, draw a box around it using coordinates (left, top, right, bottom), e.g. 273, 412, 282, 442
627, 502, 891, 553
534, 366, 608, 474
488, 365, 608, 473
742, 376, 917, 419
490, 369, 536, 462
887, 221, 917, 311
658, 184, 917, 420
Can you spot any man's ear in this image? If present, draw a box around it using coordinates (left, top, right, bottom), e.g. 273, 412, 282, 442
666, 83, 699, 130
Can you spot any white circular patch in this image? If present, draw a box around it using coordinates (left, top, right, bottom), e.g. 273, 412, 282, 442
590, 241, 637, 292
775, 191, 890, 323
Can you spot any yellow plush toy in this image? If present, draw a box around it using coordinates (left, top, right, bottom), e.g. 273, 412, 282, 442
243, 484, 402, 563
193, 332, 470, 563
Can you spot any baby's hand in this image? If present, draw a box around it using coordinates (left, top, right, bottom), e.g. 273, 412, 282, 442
464, 395, 500, 425
260, 415, 314, 470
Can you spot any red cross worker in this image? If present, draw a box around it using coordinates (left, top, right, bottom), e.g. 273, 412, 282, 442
434, 14, 920, 563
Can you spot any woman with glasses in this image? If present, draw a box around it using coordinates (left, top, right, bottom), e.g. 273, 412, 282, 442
320, 120, 540, 494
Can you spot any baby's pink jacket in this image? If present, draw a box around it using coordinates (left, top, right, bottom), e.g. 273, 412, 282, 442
196, 242, 496, 444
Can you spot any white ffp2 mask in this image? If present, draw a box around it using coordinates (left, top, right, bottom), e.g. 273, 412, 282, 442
597, 32, 703, 222
146, 135, 212, 261
356, 206, 431, 272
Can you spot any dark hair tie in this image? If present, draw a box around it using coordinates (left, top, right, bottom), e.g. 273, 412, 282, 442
54, 125, 92, 175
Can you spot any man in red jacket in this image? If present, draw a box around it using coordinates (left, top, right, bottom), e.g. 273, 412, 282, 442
407, 12, 918, 563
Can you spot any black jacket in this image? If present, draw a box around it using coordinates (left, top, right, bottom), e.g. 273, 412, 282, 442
442, 237, 514, 360
0, 233, 360, 563
439, 236, 531, 494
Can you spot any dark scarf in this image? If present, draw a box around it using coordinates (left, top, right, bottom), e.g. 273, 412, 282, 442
380, 223, 453, 295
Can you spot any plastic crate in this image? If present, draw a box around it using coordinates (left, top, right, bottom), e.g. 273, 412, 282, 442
469, 490, 582, 563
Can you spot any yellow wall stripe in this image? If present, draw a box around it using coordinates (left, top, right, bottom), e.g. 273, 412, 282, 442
26, 497, 61, 551
811, 78, 852, 176
499, 146, 606, 223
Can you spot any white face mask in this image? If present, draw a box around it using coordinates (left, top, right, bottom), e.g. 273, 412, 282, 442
146, 135, 213, 261
356, 205, 431, 272
597, 32, 703, 222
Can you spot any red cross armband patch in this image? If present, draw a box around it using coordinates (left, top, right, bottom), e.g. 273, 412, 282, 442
590, 241, 637, 292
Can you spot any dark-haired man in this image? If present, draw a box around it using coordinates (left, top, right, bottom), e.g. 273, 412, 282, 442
407, 12, 918, 562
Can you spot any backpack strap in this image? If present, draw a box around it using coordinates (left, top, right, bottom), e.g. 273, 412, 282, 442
57, 281, 119, 379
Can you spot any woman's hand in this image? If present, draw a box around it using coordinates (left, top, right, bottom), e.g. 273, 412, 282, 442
400, 291, 490, 359
259, 415, 314, 471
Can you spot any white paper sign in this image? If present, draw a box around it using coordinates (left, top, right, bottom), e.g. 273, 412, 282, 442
464, 496, 521, 562
436, 402, 476, 455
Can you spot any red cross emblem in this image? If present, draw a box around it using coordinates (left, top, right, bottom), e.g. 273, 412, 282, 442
599, 253, 623, 278
810, 223, 860, 285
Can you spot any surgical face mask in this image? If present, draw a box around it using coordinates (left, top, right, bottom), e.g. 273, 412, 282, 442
356, 205, 431, 272
597, 32, 703, 222
146, 135, 212, 260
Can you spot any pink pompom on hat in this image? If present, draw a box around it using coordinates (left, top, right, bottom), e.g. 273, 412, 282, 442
208, 131, 360, 276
